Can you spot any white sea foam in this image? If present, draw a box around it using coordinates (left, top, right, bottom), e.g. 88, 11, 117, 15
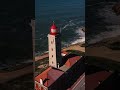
62, 21, 75, 30
35, 19, 85, 55
61, 19, 84, 30
71, 27, 85, 44
35, 27, 85, 56
61, 18, 85, 45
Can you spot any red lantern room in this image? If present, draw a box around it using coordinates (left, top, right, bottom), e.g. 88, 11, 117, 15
50, 21, 58, 35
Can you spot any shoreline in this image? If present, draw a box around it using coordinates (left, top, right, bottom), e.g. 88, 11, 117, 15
1, 33, 119, 83
0, 42, 85, 83
87, 35, 120, 62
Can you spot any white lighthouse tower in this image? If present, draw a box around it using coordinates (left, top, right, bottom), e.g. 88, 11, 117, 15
48, 22, 62, 68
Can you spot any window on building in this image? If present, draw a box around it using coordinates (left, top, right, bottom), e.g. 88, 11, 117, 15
51, 48, 53, 51
51, 41, 53, 44
52, 61, 53, 64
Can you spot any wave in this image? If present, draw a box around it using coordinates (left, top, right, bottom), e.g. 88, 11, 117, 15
61, 18, 84, 30
35, 18, 85, 55
60, 18, 85, 45
61, 20, 76, 30
70, 27, 85, 44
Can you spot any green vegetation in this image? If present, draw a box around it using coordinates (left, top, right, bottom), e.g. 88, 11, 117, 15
86, 56, 120, 72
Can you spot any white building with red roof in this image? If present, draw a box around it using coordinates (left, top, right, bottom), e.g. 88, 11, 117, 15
35, 22, 85, 90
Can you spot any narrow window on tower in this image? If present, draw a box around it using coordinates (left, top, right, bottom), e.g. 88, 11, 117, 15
52, 61, 53, 64
51, 41, 53, 44
51, 48, 53, 51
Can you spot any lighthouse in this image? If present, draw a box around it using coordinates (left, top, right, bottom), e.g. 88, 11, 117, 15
48, 22, 62, 68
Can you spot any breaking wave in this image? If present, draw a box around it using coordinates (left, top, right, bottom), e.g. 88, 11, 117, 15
35, 18, 85, 55
61, 18, 85, 45
71, 27, 85, 44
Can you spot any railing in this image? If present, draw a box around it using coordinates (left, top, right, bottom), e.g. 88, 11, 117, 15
35, 81, 48, 90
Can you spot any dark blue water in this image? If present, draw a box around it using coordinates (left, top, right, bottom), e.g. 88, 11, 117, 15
86, 1, 120, 44
35, 0, 85, 55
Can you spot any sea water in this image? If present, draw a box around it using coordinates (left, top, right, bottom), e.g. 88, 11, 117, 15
35, 0, 85, 55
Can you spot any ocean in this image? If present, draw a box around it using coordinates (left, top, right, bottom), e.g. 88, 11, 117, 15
0, 0, 119, 69
35, 0, 85, 55
86, 1, 120, 44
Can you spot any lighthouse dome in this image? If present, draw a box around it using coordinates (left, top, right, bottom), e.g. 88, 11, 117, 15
50, 22, 57, 35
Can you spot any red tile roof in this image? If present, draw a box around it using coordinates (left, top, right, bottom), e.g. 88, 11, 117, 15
65, 56, 81, 67
35, 67, 64, 87
35, 55, 82, 89
86, 71, 112, 90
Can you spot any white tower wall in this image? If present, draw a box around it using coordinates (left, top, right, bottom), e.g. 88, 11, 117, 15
48, 34, 61, 68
